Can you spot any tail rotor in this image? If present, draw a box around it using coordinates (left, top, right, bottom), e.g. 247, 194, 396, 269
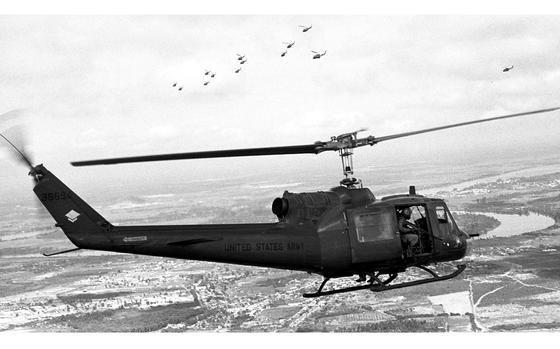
1, 109, 47, 223
0, 109, 39, 180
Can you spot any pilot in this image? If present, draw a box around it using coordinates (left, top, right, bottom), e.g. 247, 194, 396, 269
398, 207, 419, 256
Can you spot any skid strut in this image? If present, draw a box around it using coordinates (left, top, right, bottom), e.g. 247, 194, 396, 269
303, 264, 466, 298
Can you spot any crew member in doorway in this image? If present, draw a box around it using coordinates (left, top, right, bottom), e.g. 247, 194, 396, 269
398, 207, 419, 256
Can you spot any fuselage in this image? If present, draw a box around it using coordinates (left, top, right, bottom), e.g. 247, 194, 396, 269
33, 165, 467, 278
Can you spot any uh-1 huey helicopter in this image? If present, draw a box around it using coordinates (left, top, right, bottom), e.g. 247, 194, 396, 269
2, 106, 559, 298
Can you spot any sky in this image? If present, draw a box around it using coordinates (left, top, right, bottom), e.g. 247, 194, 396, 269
2, 12, 560, 199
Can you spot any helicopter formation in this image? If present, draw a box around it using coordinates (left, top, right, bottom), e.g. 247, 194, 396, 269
279, 25, 326, 60
167, 17, 519, 94
171, 23, 323, 91
2, 106, 559, 298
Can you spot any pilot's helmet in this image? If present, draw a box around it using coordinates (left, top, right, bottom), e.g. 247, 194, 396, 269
402, 207, 412, 219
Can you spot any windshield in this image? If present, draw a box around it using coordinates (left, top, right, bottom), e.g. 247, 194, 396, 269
434, 204, 468, 241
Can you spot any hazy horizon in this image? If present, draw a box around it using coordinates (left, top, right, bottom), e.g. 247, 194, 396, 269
2, 15, 560, 203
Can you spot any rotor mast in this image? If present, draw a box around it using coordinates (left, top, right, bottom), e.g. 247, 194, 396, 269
330, 129, 373, 188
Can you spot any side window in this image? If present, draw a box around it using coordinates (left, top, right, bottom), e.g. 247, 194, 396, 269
434, 206, 454, 239
354, 211, 395, 242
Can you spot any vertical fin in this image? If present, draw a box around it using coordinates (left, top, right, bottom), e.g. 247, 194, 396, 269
32, 165, 111, 247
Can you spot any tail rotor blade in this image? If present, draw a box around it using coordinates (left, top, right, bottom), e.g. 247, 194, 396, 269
0, 109, 34, 170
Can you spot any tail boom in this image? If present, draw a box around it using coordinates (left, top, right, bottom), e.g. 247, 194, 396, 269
32, 165, 321, 272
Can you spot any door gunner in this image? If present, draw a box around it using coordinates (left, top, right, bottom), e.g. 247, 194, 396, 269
398, 207, 419, 255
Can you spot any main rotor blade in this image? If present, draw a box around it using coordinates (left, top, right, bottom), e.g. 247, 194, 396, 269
71, 144, 323, 166
71, 106, 560, 167
372, 107, 560, 144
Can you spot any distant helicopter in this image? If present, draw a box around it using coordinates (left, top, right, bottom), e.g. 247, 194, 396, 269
299, 25, 312, 32
203, 81, 210, 86
312, 50, 327, 59
235, 67, 242, 73
3, 107, 559, 297
210, 73, 216, 78
240, 59, 247, 65
236, 54, 245, 61
178, 86, 183, 91
204, 70, 211, 76
283, 41, 295, 49
281, 51, 287, 57
172, 82, 177, 87
503, 65, 514, 72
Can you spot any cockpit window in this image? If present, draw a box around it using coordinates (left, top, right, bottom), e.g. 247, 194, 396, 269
436, 206, 448, 220
434, 205, 455, 239
410, 206, 426, 221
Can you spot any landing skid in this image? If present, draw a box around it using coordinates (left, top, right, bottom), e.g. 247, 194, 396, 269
303, 264, 466, 298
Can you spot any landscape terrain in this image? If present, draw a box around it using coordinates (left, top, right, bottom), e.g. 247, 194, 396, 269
1, 153, 560, 332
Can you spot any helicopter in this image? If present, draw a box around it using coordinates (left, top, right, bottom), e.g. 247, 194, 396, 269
236, 54, 245, 61
2, 107, 559, 298
503, 65, 514, 72
281, 51, 287, 57
240, 59, 248, 65
312, 50, 327, 59
234, 67, 242, 73
299, 25, 312, 32
283, 41, 295, 49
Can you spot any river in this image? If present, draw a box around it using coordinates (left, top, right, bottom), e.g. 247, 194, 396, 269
426, 163, 559, 238
454, 211, 555, 238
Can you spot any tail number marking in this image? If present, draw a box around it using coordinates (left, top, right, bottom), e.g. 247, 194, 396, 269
40, 191, 71, 202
